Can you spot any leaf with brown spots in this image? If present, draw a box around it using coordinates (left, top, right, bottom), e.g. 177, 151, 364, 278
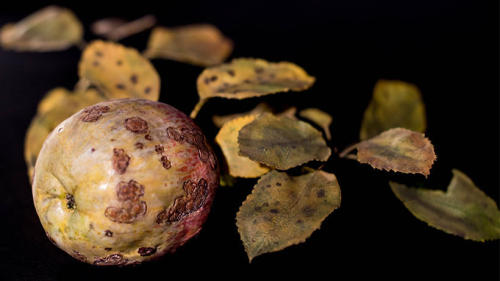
236, 170, 341, 262
299, 108, 333, 140
24, 88, 105, 182
356, 128, 436, 176
0, 6, 83, 51
91, 15, 156, 41
216, 115, 270, 178
238, 113, 331, 170
390, 170, 500, 241
78, 40, 160, 101
191, 58, 315, 118
360, 80, 426, 140
144, 24, 233, 66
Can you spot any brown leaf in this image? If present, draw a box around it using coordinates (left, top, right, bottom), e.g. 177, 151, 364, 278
144, 24, 233, 66
391, 169, 500, 241
238, 113, 331, 170
356, 128, 436, 176
215, 115, 270, 178
360, 80, 426, 140
78, 40, 160, 101
0, 6, 83, 51
236, 170, 341, 262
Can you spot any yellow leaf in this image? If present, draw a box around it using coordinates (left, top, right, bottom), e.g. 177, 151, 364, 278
360, 80, 426, 140
144, 24, 233, 66
238, 113, 330, 170
236, 170, 341, 262
391, 169, 500, 241
357, 128, 436, 176
212, 103, 297, 128
0, 6, 83, 51
299, 108, 333, 140
215, 115, 270, 178
78, 40, 160, 101
192, 58, 315, 118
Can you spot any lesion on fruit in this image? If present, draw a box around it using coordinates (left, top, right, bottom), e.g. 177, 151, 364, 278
165, 126, 217, 170
105, 180, 147, 224
156, 178, 208, 224
93, 253, 127, 266
80, 105, 110, 122
112, 148, 130, 174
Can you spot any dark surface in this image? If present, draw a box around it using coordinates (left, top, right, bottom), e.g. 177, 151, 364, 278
0, 0, 498, 280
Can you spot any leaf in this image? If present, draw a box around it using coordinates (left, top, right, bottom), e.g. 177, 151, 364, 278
356, 128, 436, 176
78, 40, 160, 101
360, 80, 426, 140
91, 15, 156, 41
0, 6, 83, 51
144, 24, 233, 66
216, 115, 270, 178
299, 108, 333, 140
236, 170, 341, 262
24, 88, 105, 182
238, 113, 331, 170
390, 170, 500, 241
212, 103, 297, 128
192, 58, 315, 118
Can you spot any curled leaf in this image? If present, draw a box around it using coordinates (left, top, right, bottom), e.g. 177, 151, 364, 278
216, 115, 270, 178
356, 128, 436, 176
0, 6, 83, 51
78, 40, 160, 101
238, 113, 331, 170
145, 24, 233, 66
360, 80, 426, 140
25, 88, 105, 181
91, 15, 156, 41
193, 58, 315, 118
236, 170, 341, 262
390, 170, 500, 241
299, 108, 332, 140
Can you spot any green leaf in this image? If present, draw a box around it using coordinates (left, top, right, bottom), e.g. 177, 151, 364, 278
0, 6, 83, 51
356, 128, 436, 176
238, 113, 331, 170
360, 80, 426, 140
236, 170, 341, 262
390, 169, 500, 241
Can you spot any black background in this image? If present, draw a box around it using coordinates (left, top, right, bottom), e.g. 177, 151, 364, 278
0, 0, 498, 280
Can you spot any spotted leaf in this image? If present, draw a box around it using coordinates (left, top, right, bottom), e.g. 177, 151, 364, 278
236, 170, 341, 262
191, 58, 315, 118
78, 40, 160, 101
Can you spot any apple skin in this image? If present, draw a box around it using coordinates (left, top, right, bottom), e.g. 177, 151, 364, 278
32, 99, 218, 265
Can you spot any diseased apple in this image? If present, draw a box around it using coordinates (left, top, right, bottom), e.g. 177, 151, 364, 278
32, 98, 218, 265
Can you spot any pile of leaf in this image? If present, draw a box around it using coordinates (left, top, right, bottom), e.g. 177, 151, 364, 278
3, 6, 499, 264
